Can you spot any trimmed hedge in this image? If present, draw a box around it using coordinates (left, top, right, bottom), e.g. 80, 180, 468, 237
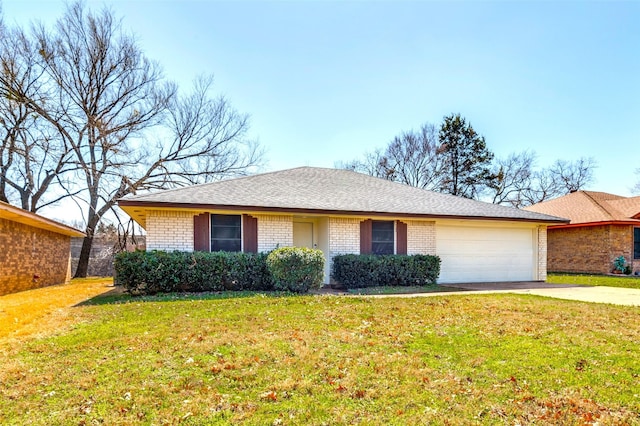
114, 248, 326, 295
331, 254, 441, 289
114, 250, 273, 295
267, 247, 325, 293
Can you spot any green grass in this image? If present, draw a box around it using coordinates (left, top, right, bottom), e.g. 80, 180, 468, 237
548, 273, 640, 289
1, 292, 639, 425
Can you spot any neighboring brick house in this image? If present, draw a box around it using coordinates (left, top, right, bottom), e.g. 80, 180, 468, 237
0, 201, 85, 295
118, 167, 566, 284
525, 191, 640, 274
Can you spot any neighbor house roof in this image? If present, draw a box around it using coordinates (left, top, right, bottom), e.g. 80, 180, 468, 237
0, 201, 85, 237
118, 167, 567, 228
524, 190, 640, 227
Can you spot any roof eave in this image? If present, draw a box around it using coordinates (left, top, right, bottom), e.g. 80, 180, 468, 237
550, 220, 640, 229
0, 202, 85, 237
117, 200, 569, 225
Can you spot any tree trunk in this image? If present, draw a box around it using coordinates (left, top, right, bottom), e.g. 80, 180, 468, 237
74, 234, 94, 278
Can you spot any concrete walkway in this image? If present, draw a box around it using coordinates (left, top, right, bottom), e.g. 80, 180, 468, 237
437, 282, 640, 306
323, 282, 640, 306
317, 281, 640, 306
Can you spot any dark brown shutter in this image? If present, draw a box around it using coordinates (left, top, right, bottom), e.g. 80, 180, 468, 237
193, 213, 210, 251
396, 220, 407, 255
360, 219, 373, 254
243, 214, 258, 253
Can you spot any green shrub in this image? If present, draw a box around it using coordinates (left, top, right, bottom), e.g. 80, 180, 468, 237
114, 250, 273, 295
266, 247, 325, 293
331, 254, 440, 289
614, 256, 627, 273
227, 252, 274, 291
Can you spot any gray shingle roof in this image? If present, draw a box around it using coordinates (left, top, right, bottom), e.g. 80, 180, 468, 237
119, 167, 566, 223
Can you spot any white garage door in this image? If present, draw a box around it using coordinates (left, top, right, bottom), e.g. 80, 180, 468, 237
436, 225, 535, 283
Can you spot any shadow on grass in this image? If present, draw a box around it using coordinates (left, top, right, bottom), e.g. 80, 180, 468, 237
76, 286, 307, 306
77, 284, 460, 306
346, 284, 463, 295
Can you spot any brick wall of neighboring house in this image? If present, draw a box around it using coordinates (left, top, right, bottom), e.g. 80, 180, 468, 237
608, 224, 636, 273
0, 217, 72, 295
146, 210, 194, 251
406, 220, 436, 255
255, 214, 293, 252
547, 224, 635, 274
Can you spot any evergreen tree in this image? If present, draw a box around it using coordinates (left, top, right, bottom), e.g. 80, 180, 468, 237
438, 113, 496, 198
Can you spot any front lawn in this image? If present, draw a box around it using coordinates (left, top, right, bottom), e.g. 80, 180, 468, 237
1, 292, 639, 425
548, 273, 640, 289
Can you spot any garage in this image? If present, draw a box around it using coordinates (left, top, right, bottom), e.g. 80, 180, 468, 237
436, 223, 536, 283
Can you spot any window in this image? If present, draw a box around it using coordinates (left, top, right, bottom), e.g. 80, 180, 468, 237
211, 214, 241, 252
634, 228, 640, 259
372, 221, 394, 255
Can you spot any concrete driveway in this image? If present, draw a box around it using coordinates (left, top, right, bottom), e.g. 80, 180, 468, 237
439, 282, 640, 306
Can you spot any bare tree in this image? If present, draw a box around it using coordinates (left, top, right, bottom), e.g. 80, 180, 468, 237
381, 124, 443, 189
488, 150, 536, 207
520, 167, 564, 206
336, 149, 389, 179
338, 123, 443, 188
488, 153, 597, 207
0, 23, 80, 211
0, 2, 262, 277
156, 76, 262, 186
548, 157, 597, 193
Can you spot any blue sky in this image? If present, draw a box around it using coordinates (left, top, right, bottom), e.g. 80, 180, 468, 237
3, 0, 640, 204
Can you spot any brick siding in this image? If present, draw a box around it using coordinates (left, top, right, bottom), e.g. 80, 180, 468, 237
537, 226, 547, 281
0, 217, 72, 295
406, 220, 436, 255
255, 214, 293, 252
140, 211, 554, 282
328, 217, 362, 257
326, 217, 362, 282
547, 224, 637, 274
146, 210, 194, 251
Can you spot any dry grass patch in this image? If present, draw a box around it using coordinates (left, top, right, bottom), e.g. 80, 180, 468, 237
0, 277, 114, 344
0, 292, 639, 425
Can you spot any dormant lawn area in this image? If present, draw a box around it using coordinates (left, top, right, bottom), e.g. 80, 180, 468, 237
1, 282, 639, 425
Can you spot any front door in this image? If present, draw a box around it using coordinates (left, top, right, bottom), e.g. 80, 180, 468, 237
293, 222, 314, 248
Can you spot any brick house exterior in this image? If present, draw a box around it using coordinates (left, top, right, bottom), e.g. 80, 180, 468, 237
525, 191, 640, 275
119, 167, 565, 284
0, 202, 85, 295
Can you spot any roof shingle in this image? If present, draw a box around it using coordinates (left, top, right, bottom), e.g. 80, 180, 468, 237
524, 190, 640, 225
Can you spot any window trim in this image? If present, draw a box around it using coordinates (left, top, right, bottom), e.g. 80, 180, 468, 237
634, 227, 640, 260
